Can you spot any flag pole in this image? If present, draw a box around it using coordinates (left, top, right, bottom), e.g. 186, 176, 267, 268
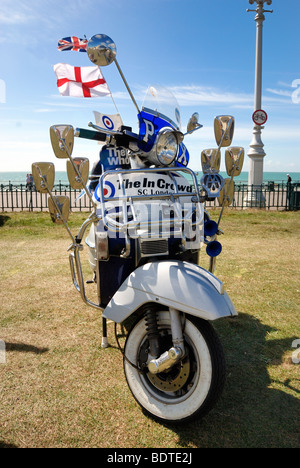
109, 91, 122, 117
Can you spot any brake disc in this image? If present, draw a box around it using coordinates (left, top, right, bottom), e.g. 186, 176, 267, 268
147, 356, 190, 392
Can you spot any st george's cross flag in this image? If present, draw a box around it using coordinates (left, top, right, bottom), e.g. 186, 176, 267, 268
58, 36, 88, 52
53, 63, 111, 98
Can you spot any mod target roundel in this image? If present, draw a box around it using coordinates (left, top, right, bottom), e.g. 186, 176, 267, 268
102, 115, 114, 130
103, 181, 115, 198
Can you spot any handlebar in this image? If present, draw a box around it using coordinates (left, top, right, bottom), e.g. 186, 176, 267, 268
75, 126, 140, 150
75, 128, 107, 142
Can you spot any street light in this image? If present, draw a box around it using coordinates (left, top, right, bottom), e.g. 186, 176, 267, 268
246, 0, 273, 207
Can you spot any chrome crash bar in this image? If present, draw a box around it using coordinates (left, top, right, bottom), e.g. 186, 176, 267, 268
68, 217, 103, 312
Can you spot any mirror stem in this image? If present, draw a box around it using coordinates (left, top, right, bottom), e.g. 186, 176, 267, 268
39, 173, 75, 243
217, 116, 234, 151
60, 139, 98, 213
184, 124, 203, 137
217, 166, 236, 228
113, 57, 140, 114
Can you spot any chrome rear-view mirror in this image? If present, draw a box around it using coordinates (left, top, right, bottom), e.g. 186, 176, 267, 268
87, 34, 117, 66
201, 149, 221, 174
218, 178, 234, 207
50, 125, 74, 159
87, 33, 140, 114
214, 115, 235, 147
225, 147, 244, 177
48, 196, 70, 224
32, 162, 55, 193
186, 112, 202, 134
67, 157, 90, 190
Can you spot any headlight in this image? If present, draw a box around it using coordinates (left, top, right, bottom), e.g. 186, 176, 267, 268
156, 130, 178, 166
145, 129, 183, 167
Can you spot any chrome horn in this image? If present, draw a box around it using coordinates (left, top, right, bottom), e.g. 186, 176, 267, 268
206, 240, 222, 258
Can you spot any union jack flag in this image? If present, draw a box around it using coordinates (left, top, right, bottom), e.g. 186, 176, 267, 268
58, 36, 88, 53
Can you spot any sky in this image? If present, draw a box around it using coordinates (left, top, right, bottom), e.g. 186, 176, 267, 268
0, 0, 299, 175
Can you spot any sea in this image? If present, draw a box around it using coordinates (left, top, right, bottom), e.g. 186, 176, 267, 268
1, 171, 299, 186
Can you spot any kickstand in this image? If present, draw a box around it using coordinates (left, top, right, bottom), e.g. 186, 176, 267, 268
101, 316, 109, 348
86, 272, 96, 284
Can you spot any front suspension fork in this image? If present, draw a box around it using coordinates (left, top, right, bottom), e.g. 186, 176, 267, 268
146, 306, 185, 375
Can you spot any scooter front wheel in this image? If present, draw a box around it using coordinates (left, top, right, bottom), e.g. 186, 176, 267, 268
123, 311, 226, 424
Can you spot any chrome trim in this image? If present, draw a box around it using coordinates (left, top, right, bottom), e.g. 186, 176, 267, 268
69, 249, 103, 311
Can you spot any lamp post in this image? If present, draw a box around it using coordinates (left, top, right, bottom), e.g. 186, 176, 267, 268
245, 0, 273, 206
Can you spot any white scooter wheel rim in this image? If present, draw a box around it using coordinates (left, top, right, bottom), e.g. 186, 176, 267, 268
124, 312, 213, 422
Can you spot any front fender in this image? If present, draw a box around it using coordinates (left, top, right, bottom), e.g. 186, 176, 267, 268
102, 260, 237, 323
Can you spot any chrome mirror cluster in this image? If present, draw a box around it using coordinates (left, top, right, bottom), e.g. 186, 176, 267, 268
32, 161, 74, 238
200, 115, 244, 209
32, 124, 96, 235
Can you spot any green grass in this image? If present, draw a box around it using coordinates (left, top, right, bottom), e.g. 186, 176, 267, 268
0, 210, 299, 448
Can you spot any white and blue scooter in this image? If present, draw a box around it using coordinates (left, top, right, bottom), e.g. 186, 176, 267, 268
32, 34, 244, 424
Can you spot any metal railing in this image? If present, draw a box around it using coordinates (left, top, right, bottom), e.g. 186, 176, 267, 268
205, 182, 300, 211
1, 182, 299, 212
0, 183, 93, 212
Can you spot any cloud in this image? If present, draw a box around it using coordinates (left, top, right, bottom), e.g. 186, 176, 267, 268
277, 81, 295, 88
185, 123, 300, 147
34, 108, 54, 113
0, 0, 100, 26
266, 88, 293, 98
0, 2, 36, 25
168, 85, 252, 106
0, 12, 33, 25
0, 0, 97, 39
156, 85, 293, 108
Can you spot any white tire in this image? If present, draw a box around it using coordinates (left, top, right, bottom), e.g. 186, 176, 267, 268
123, 311, 226, 424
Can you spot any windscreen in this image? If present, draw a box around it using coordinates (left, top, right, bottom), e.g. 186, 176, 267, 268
142, 85, 181, 131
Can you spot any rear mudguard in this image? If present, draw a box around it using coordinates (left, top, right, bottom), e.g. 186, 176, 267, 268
102, 260, 237, 323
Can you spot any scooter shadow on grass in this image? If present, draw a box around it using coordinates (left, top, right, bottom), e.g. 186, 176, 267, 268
5, 342, 49, 354
162, 312, 300, 448
0, 441, 18, 448
0, 214, 10, 227
0, 342, 48, 449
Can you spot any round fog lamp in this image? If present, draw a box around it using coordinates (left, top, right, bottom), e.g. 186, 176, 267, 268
156, 130, 179, 166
